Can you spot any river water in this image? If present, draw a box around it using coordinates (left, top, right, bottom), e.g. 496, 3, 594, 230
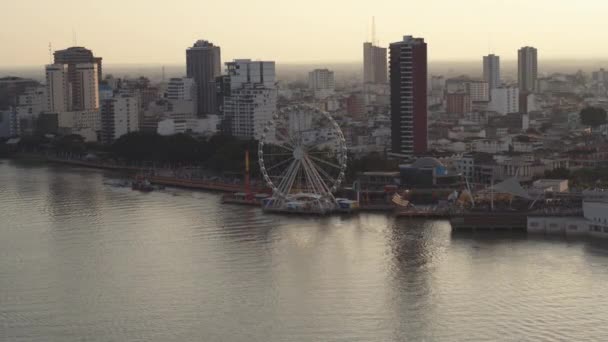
1, 159, 608, 341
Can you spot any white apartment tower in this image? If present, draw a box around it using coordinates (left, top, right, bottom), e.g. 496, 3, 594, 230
221, 59, 277, 140
75, 63, 99, 110
489, 86, 519, 115
308, 69, 335, 98
100, 93, 140, 144
483, 54, 500, 90
167, 77, 196, 101
45, 64, 69, 112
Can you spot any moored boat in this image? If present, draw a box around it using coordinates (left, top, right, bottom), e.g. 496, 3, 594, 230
132, 175, 155, 192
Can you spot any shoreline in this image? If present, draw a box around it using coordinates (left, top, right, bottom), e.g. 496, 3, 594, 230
3, 155, 597, 238
8, 154, 267, 193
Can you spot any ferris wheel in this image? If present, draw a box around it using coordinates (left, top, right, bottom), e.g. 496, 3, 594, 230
258, 104, 347, 208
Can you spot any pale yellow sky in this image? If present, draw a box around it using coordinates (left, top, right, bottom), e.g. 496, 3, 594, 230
1, 0, 606, 66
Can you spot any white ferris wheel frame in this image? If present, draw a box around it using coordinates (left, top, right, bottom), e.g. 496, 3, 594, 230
258, 104, 348, 202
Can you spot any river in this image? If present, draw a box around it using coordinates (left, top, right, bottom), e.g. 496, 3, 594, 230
1, 159, 608, 341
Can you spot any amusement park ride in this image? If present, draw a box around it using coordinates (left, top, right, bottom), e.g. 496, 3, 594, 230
258, 104, 355, 214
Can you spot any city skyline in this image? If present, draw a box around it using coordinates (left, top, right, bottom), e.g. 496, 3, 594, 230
3, 0, 608, 66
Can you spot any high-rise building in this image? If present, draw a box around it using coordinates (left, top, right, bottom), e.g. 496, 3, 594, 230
13, 86, 46, 136
346, 92, 366, 120
57, 109, 101, 142
446, 92, 472, 116
518, 46, 538, 93
186, 40, 221, 116
483, 54, 500, 90
100, 93, 140, 144
0, 77, 39, 111
389, 35, 427, 157
75, 63, 99, 110
54, 47, 103, 81
219, 59, 277, 140
593, 68, 608, 83
54, 46, 102, 111
138, 87, 159, 111
308, 69, 335, 98
167, 77, 196, 101
489, 86, 519, 115
465, 80, 490, 102
0, 110, 20, 138
363, 42, 388, 84
445, 77, 489, 102
164, 77, 197, 123
45, 64, 69, 113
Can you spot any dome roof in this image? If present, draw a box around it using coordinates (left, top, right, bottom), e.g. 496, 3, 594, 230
411, 157, 444, 169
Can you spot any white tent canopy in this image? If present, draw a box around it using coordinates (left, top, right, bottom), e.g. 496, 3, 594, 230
490, 177, 532, 200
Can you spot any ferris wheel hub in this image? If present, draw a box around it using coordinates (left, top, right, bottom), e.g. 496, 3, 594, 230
293, 146, 304, 160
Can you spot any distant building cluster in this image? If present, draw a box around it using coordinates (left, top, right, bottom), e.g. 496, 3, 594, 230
3, 25, 608, 194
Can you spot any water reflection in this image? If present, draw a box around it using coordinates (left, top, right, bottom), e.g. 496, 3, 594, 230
2, 159, 608, 341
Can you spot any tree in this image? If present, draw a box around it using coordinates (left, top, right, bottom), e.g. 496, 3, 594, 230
544, 167, 570, 179
579, 106, 607, 128
112, 132, 168, 162
53, 134, 86, 155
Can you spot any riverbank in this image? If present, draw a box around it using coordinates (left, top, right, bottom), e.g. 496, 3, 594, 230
15, 153, 266, 194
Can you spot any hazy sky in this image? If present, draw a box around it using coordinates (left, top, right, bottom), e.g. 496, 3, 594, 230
2, 0, 607, 66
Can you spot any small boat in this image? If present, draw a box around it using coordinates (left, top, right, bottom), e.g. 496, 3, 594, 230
132, 176, 155, 192
335, 198, 359, 213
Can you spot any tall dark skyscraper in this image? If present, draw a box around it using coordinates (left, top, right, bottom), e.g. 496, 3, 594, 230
483, 54, 500, 90
389, 35, 427, 157
54, 46, 102, 111
186, 40, 221, 117
518, 46, 538, 93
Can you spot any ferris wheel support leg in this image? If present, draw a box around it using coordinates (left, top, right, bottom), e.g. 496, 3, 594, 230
300, 157, 324, 197
304, 156, 336, 203
281, 160, 301, 199
274, 159, 299, 204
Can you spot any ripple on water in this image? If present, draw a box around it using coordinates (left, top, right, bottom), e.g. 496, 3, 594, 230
2, 161, 608, 341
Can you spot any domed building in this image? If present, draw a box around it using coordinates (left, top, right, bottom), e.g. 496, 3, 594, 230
411, 157, 446, 172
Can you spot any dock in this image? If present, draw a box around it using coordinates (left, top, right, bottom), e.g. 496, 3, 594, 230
395, 210, 452, 218
148, 175, 267, 193
449, 212, 528, 232
47, 157, 145, 171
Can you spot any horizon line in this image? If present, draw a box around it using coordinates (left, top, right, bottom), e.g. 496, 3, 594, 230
4, 57, 608, 69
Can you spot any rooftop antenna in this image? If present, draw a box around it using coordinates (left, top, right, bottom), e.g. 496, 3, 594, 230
48, 42, 53, 64
372, 16, 377, 45
161, 66, 166, 82
487, 33, 493, 54
72, 28, 77, 46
